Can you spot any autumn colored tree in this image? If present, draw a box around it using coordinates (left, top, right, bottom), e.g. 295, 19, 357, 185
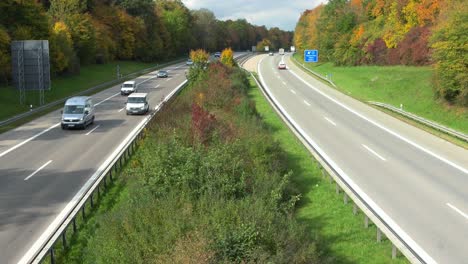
220, 48, 235, 67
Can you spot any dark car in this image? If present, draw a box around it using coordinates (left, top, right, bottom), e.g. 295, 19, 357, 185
157, 70, 168, 78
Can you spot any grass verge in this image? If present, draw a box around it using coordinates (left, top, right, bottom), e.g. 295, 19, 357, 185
248, 75, 409, 264
291, 54, 467, 137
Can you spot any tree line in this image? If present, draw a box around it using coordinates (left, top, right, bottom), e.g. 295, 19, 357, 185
0, 0, 292, 84
294, 0, 467, 106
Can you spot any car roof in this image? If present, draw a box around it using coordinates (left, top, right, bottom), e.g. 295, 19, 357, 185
65, 96, 90, 105
128, 93, 147, 98
124, 81, 135, 84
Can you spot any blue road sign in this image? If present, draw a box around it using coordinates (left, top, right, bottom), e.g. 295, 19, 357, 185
304, 50, 318, 62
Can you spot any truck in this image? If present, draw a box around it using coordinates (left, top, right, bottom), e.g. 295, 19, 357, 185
279, 48, 285, 55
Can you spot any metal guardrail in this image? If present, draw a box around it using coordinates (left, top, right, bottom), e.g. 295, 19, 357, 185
368, 101, 468, 142
247, 57, 434, 264
18, 79, 188, 264
290, 55, 337, 87
0, 58, 185, 128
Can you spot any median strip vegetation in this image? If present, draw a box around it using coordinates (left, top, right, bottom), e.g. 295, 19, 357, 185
62, 58, 320, 263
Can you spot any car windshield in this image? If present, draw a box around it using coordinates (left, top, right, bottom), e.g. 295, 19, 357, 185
64, 105, 84, 114
159, 71, 167, 74
123, 83, 133, 88
128, 97, 146, 103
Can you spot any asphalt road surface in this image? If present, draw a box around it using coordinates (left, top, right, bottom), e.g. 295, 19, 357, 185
257, 54, 467, 264
0, 62, 189, 263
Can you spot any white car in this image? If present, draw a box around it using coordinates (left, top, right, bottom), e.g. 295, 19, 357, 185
186, 59, 193, 66
278, 62, 286, 70
126, 93, 149, 115
121, 81, 136, 95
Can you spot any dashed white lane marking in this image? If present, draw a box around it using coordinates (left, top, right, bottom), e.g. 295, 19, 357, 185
166, 78, 172, 82
85, 125, 100, 136
153, 84, 161, 89
303, 100, 311, 106
118, 107, 125, 112
290, 89, 296, 94
324, 117, 336, 126
24, 160, 52, 181
447, 203, 468, 220
94, 92, 120, 106
362, 144, 386, 161
282, 81, 287, 85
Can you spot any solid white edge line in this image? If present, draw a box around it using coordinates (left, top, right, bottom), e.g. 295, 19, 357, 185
19, 79, 188, 264
287, 68, 467, 175
85, 125, 100, 136
303, 100, 311, 106
24, 160, 52, 181
447, 203, 468, 220
324, 117, 337, 126
362, 144, 386, 161
257, 56, 437, 264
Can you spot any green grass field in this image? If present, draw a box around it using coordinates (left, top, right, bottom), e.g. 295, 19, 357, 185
292, 54, 467, 134
249, 76, 408, 263
0, 60, 156, 121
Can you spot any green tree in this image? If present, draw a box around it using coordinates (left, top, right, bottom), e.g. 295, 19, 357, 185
430, 0, 468, 105
0, 26, 11, 83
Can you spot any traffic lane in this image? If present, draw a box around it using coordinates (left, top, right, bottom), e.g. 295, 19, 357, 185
283, 55, 468, 169
275, 60, 468, 203
0, 62, 186, 155
0, 71, 187, 263
259, 57, 468, 263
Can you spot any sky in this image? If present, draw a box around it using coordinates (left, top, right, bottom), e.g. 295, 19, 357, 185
182, 0, 326, 31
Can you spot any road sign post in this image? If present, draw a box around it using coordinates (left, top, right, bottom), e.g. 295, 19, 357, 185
304, 50, 318, 63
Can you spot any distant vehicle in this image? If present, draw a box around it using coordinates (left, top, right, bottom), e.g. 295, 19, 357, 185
278, 62, 287, 70
269, 52, 274, 56
121, 81, 137, 95
61, 96, 95, 129
126, 93, 149, 115
157, 70, 168, 78
279, 48, 285, 55
186, 59, 193, 66
214, 52, 221, 58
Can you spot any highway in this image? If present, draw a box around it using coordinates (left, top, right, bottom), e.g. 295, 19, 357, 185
256, 54, 468, 263
0, 62, 189, 263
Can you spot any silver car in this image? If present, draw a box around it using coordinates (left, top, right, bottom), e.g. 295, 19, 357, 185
61, 96, 95, 129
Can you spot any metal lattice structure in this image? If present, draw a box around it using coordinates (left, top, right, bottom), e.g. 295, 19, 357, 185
11, 40, 51, 105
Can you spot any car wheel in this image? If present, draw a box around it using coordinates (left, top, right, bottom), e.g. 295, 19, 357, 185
61, 124, 66, 130
91, 116, 95, 125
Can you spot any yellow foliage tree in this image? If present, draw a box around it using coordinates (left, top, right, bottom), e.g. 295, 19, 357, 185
50, 21, 74, 73
220, 48, 234, 67
190, 49, 210, 65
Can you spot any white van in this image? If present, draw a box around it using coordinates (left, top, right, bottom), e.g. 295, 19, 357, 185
61, 96, 95, 129
126, 93, 149, 115
121, 81, 137, 95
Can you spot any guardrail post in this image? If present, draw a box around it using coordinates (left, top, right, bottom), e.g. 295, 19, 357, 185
82, 206, 86, 220
97, 185, 100, 198
392, 244, 398, 259
377, 228, 382, 242
335, 184, 340, 194
110, 169, 113, 182
353, 203, 358, 215
73, 217, 77, 233
343, 193, 348, 204
62, 230, 67, 248
104, 174, 107, 188
364, 215, 369, 228
90, 193, 94, 208
50, 247, 56, 264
